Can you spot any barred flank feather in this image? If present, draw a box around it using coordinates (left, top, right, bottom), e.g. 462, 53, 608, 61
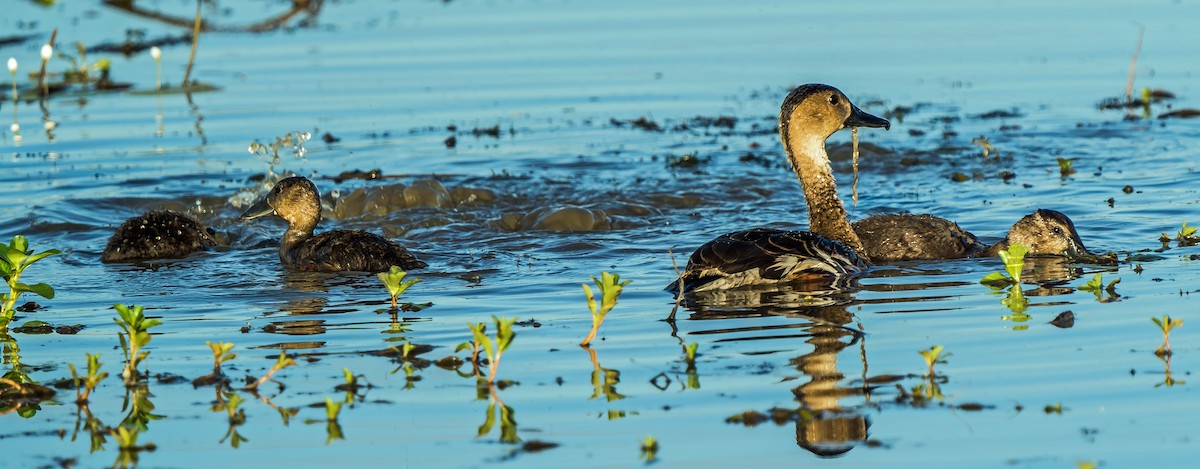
667, 228, 868, 293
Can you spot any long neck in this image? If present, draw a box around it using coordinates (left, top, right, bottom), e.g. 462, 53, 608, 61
784, 130, 868, 260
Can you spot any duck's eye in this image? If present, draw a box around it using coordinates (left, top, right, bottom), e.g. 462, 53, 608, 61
828, 94, 840, 106
1052, 227, 1064, 235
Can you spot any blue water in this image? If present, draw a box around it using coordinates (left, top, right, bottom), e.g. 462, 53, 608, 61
2, 1, 1197, 467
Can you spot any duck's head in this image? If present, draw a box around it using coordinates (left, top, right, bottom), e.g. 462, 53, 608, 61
1004, 209, 1089, 257
780, 84, 890, 147
240, 176, 322, 234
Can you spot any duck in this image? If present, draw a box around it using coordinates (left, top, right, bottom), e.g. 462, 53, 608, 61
851, 209, 1088, 262
240, 176, 427, 272
669, 84, 889, 293
101, 210, 218, 263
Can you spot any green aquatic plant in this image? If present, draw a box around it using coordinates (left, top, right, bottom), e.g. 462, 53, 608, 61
919, 345, 951, 378
581, 272, 632, 346
245, 351, 297, 391
971, 135, 998, 158
113, 304, 161, 386
640, 435, 659, 463
1078, 273, 1120, 301
377, 265, 421, 309
980, 243, 1027, 288
0, 235, 61, 331
1151, 315, 1183, 357
1044, 402, 1067, 414
1177, 221, 1199, 246
1057, 157, 1076, 176
68, 353, 108, 404
462, 316, 517, 384
207, 341, 237, 376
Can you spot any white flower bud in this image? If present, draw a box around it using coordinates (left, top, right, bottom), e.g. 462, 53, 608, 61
6, 57, 15, 73
150, 46, 161, 61
40, 44, 53, 61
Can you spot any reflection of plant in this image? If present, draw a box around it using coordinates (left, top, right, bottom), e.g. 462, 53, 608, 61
215, 391, 248, 448
581, 272, 632, 346
1151, 315, 1183, 357
910, 346, 953, 403
387, 342, 422, 389
112, 425, 156, 469
244, 351, 297, 391
68, 353, 108, 404
378, 266, 422, 310
1155, 352, 1184, 388
1078, 273, 1120, 302
640, 435, 659, 463
477, 389, 519, 444
584, 345, 626, 402
682, 342, 700, 389
113, 304, 161, 386
1, 235, 61, 331
463, 316, 516, 384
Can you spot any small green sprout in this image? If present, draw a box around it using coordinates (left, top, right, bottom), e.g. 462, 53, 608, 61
324, 396, 342, 421
244, 351, 297, 391
206, 341, 237, 376
640, 435, 659, 463
1177, 221, 1199, 246
919, 345, 951, 378
1078, 461, 1098, 469
980, 243, 1027, 288
1044, 402, 1067, 414
68, 353, 108, 404
581, 272, 632, 346
683, 342, 699, 365
377, 266, 421, 309
1057, 157, 1076, 176
971, 135, 997, 158
465, 316, 517, 384
0, 235, 61, 330
113, 304, 162, 386
1151, 315, 1183, 357
1078, 273, 1121, 301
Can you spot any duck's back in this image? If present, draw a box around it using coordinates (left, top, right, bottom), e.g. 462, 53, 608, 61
284, 229, 426, 273
852, 214, 986, 262
670, 228, 868, 292
102, 210, 216, 263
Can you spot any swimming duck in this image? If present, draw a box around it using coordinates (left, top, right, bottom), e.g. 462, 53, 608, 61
101, 210, 217, 263
669, 84, 889, 293
240, 176, 427, 272
851, 209, 1088, 262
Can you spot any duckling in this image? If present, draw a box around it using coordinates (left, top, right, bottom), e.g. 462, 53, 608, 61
851, 209, 1088, 262
101, 210, 217, 263
240, 176, 427, 272
669, 84, 890, 292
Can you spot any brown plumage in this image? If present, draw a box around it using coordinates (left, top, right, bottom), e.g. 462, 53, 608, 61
240, 177, 426, 273
101, 210, 217, 263
669, 84, 889, 293
852, 209, 1088, 262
